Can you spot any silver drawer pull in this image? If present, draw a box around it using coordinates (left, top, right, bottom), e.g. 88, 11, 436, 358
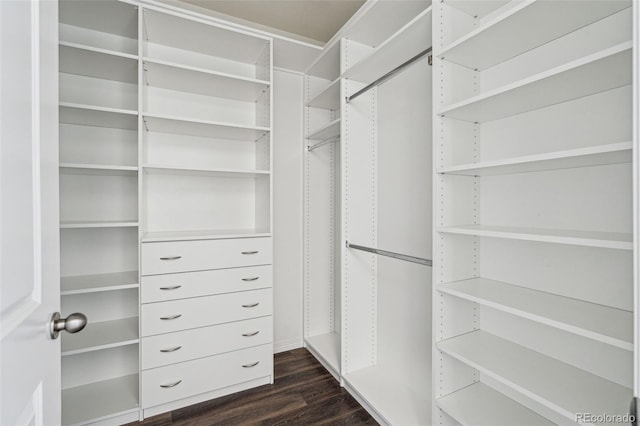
242, 303, 259, 308
160, 285, 182, 290
160, 380, 182, 388
160, 345, 182, 353
242, 331, 260, 337
241, 251, 258, 255
242, 361, 260, 368
160, 256, 182, 261
242, 277, 260, 282
160, 314, 182, 320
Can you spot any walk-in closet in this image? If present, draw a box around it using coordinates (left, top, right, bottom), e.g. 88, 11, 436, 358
1, 0, 639, 425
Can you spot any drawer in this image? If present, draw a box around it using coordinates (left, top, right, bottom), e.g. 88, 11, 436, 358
142, 343, 272, 408
142, 316, 272, 370
141, 288, 272, 336
141, 265, 272, 304
141, 237, 272, 275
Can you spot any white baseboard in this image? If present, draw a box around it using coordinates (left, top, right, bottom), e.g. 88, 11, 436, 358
274, 337, 303, 353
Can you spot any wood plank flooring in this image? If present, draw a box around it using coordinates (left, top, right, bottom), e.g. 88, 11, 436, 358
127, 348, 377, 425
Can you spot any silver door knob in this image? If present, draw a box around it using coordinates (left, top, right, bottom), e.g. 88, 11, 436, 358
49, 312, 87, 339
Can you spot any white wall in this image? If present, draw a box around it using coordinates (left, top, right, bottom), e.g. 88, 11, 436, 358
272, 68, 304, 352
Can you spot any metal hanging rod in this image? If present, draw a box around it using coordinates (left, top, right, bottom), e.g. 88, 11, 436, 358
308, 137, 339, 152
346, 241, 432, 267
345, 46, 433, 103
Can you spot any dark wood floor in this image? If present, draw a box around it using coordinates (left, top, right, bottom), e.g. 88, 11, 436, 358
127, 348, 377, 425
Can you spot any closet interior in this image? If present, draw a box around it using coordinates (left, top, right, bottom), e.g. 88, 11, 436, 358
53, 0, 639, 425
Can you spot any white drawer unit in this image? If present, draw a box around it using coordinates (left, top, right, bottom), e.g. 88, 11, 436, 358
141, 265, 272, 303
141, 288, 272, 336
141, 237, 272, 276
142, 316, 273, 370
141, 343, 273, 408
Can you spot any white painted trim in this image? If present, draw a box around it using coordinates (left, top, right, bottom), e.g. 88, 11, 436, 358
273, 338, 303, 354
633, 0, 639, 398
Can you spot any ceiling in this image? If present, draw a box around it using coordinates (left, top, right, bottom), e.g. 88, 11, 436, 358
180, 0, 366, 43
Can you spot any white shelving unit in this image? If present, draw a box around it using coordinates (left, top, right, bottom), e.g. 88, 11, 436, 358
438, 331, 631, 423
433, 1, 635, 424
58, 1, 140, 424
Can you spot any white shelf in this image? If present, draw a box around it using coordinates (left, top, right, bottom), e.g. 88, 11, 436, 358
62, 317, 139, 356
143, 9, 270, 65
438, 278, 632, 350
143, 164, 270, 178
143, 58, 270, 102
438, 0, 631, 70
62, 374, 139, 426
437, 330, 632, 423
306, 41, 340, 81
344, 0, 430, 48
60, 103, 138, 130
142, 113, 270, 141
344, 7, 432, 84
439, 42, 632, 123
61, 271, 139, 296
438, 142, 632, 176
142, 228, 272, 243
308, 119, 340, 141
60, 42, 138, 83
305, 332, 340, 377
306, 79, 340, 110
60, 163, 138, 176
436, 382, 554, 426
438, 224, 632, 250
443, 0, 510, 19
60, 221, 139, 229
59, 0, 138, 43
344, 363, 431, 426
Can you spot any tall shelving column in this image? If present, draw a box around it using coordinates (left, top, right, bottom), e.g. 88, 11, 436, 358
338, 3, 433, 425
433, 1, 634, 424
303, 40, 342, 380
138, 7, 274, 417
58, 1, 141, 425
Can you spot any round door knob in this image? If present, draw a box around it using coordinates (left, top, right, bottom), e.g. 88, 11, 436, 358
49, 312, 87, 339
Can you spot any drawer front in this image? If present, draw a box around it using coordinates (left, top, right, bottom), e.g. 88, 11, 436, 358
141, 265, 272, 304
141, 288, 272, 336
142, 237, 272, 275
142, 344, 273, 408
142, 316, 272, 370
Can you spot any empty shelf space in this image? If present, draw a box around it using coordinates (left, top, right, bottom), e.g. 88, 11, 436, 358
344, 363, 431, 426
142, 113, 270, 141
62, 317, 139, 356
308, 119, 340, 141
142, 58, 270, 102
439, 42, 632, 123
306, 79, 340, 110
438, 142, 632, 176
143, 9, 270, 65
60, 220, 139, 229
438, 278, 632, 350
61, 271, 139, 295
438, 0, 631, 70
437, 330, 631, 423
344, 7, 432, 84
60, 103, 138, 130
143, 164, 270, 177
60, 163, 139, 176
443, 0, 511, 19
62, 374, 139, 426
305, 332, 340, 376
60, 42, 138, 83
437, 382, 554, 426
142, 228, 271, 243
437, 224, 632, 250
306, 41, 340, 81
